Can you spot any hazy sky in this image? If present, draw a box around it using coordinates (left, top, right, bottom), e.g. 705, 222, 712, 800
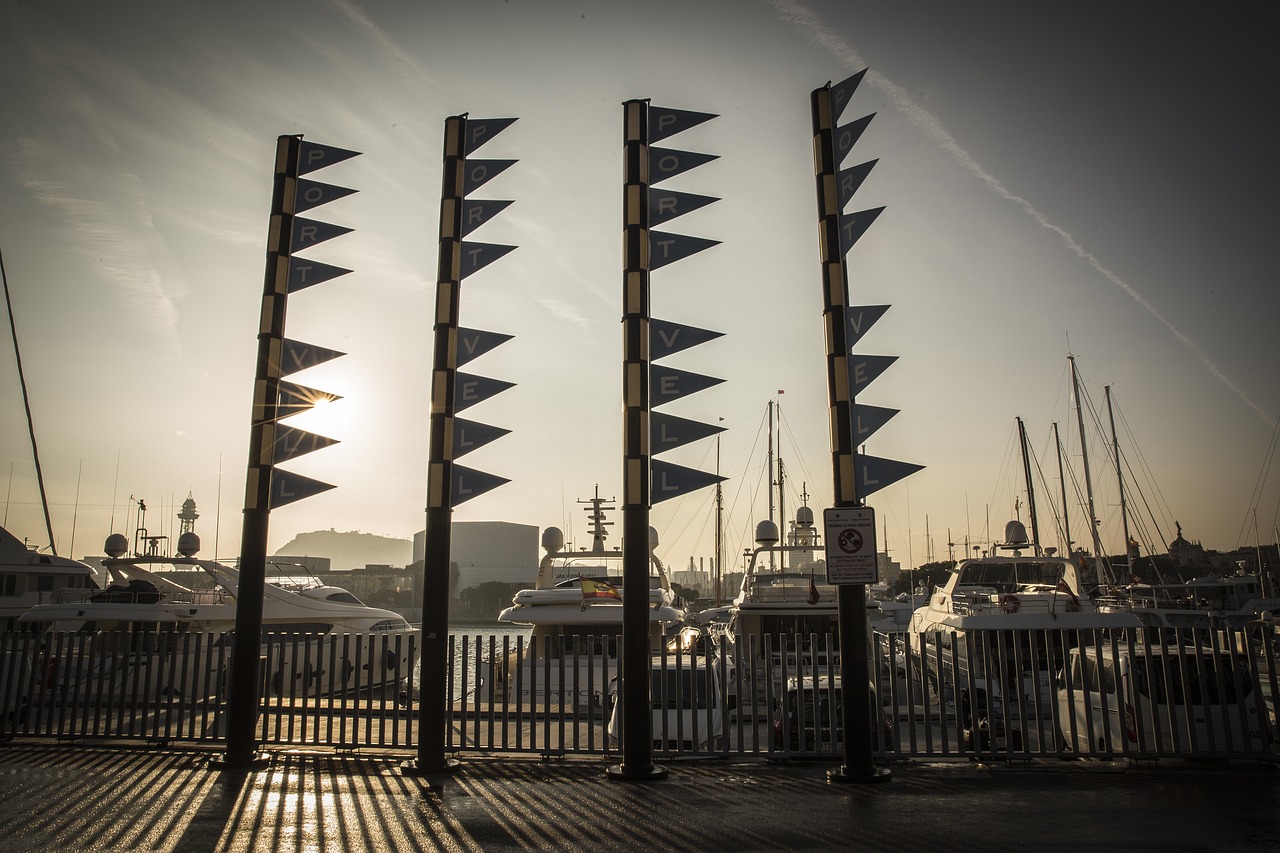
3, 1, 1277, 574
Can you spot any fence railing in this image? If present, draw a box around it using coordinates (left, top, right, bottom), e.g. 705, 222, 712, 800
2, 626, 1276, 762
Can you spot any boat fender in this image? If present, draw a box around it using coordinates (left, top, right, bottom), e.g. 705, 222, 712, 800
341, 657, 354, 684
1000, 594, 1020, 613
383, 649, 398, 672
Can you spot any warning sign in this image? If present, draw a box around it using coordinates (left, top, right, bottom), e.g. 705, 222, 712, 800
823, 506, 878, 585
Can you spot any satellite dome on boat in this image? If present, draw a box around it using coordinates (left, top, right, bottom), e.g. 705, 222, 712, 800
755, 520, 779, 546
177, 532, 201, 557
541, 527, 565, 553
795, 506, 814, 526
1003, 520, 1030, 547
104, 533, 128, 558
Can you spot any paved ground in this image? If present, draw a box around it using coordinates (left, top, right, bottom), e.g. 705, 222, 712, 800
0, 744, 1276, 852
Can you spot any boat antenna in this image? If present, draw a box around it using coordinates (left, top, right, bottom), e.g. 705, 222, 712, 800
1, 245, 57, 553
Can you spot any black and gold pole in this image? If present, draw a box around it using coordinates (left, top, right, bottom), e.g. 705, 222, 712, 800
409, 114, 467, 776
812, 77, 890, 784
608, 99, 665, 782
224, 134, 299, 768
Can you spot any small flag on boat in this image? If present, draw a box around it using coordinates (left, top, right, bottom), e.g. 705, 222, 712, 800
1056, 578, 1080, 606
808, 577, 821, 605
581, 578, 622, 602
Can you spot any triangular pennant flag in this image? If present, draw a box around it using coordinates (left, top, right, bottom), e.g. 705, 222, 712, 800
857, 454, 924, 498
269, 468, 336, 509
848, 355, 898, 396
294, 179, 358, 213
833, 117, 875, 168
648, 148, 719, 186
648, 107, 717, 143
454, 372, 515, 412
649, 189, 719, 226
837, 207, 885, 255
651, 411, 725, 455
845, 304, 890, 348
829, 69, 868, 122
287, 257, 352, 293
464, 118, 518, 155
460, 242, 517, 279
650, 365, 724, 408
298, 141, 360, 175
462, 159, 517, 196
271, 425, 340, 464
281, 338, 345, 377
451, 464, 510, 507
836, 159, 877, 209
453, 418, 511, 459
270, 381, 342, 421
456, 328, 513, 367
852, 403, 899, 445
651, 460, 725, 504
649, 231, 720, 270
291, 218, 353, 252
650, 318, 724, 361
461, 199, 514, 237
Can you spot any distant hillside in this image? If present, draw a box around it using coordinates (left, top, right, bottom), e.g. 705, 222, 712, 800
274, 530, 413, 570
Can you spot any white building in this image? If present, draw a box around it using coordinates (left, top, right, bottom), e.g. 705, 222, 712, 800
413, 521, 538, 594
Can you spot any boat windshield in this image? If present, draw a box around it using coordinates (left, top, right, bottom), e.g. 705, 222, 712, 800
957, 560, 1067, 593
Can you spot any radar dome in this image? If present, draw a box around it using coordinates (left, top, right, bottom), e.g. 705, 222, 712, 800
648, 526, 660, 551
1003, 520, 1030, 547
177, 532, 201, 557
541, 527, 565, 553
795, 506, 814, 526
755, 519, 779, 545
104, 533, 129, 558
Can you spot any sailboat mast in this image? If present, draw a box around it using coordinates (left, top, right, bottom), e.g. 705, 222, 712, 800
1053, 421, 1072, 557
1070, 356, 1110, 584
766, 399, 775, 569
1, 247, 57, 554
1104, 385, 1133, 570
1017, 417, 1041, 555
715, 430, 723, 606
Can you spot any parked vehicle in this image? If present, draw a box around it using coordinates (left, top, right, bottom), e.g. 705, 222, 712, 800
608, 654, 724, 752
1055, 642, 1270, 755
770, 675, 892, 755
959, 686, 1022, 752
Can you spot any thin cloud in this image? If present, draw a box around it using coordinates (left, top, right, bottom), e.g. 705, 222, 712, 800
768, 0, 1272, 427
326, 0, 447, 92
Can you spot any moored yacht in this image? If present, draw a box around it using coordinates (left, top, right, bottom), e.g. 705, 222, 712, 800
18, 531, 417, 697
488, 490, 685, 709
907, 520, 1143, 713
0, 525, 99, 632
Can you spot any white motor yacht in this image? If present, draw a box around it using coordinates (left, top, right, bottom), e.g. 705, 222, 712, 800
907, 520, 1143, 713
489, 491, 685, 709
0, 525, 99, 632
18, 531, 417, 697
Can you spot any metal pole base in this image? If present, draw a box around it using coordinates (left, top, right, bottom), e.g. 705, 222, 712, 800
828, 765, 892, 785
209, 753, 270, 772
606, 763, 669, 782
400, 758, 462, 777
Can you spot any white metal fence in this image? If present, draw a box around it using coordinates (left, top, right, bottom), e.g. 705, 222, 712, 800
2, 627, 1275, 763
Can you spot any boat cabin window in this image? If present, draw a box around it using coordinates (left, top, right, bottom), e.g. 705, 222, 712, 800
324, 591, 364, 605
0, 574, 16, 596
651, 667, 712, 709
531, 624, 621, 659
958, 561, 1065, 593
263, 622, 335, 637
36, 574, 56, 592
1130, 654, 1252, 705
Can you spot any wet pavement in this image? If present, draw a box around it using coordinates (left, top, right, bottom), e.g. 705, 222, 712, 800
0, 744, 1276, 852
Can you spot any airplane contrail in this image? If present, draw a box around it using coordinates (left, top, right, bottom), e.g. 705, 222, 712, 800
768, 0, 1273, 427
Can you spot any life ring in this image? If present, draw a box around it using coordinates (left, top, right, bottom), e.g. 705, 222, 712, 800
1000, 594, 1020, 613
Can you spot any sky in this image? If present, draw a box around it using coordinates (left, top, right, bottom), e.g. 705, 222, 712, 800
2, 0, 1278, 576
